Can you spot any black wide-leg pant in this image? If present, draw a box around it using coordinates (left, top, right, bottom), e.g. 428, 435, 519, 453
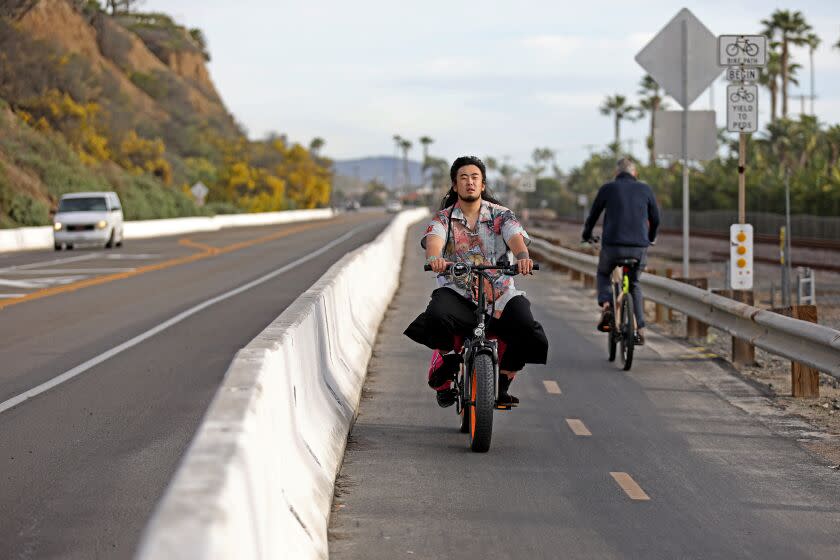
404, 287, 548, 371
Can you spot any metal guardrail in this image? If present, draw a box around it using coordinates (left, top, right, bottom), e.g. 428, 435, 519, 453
529, 238, 840, 377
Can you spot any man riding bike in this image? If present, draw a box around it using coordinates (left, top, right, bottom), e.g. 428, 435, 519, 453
404, 156, 549, 408
581, 157, 660, 345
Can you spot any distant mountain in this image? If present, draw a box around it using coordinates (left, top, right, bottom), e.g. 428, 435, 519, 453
333, 156, 424, 190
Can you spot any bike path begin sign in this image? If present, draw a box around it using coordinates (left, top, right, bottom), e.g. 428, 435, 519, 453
718, 35, 767, 67
727, 84, 758, 132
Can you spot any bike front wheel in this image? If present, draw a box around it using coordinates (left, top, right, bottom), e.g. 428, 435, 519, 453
620, 293, 635, 371
468, 353, 495, 452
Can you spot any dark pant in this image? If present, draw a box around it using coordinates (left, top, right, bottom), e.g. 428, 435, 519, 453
404, 288, 548, 371
597, 245, 648, 328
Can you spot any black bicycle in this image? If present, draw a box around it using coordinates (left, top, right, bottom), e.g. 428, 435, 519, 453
584, 237, 639, 371
424, 260, 538, 452
607, 257, 640, 371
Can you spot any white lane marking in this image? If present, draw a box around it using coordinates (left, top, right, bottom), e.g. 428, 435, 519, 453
106, 254, 159, 260
610, 472, 651, 501
0, 276, 87, 289
0, 279, 42, 289
566, 418, 592, 436
0, 224, 371, 415
0, 294, 25, 299
543, 380, 562, 394
0, 254, 98, 272
2, 268, 135, 274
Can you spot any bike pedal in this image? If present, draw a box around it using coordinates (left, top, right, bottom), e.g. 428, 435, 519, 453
494, 404, 514, 410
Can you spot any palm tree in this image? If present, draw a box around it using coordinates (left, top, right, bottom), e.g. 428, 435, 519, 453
761, 10, 813, 118
392, 134, 402, 187
529, 148, 555, 177
399, 139, 412, 190
758, 50, 782, 122
599, 94, 638, 152
419, 136, 434, 163
806, 33, 820, 114
308, 137, 325, 156
637, 75, 667, 166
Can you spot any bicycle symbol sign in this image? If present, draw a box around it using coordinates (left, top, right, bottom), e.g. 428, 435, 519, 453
726, 84, 758, 133
718, 35, 767, 67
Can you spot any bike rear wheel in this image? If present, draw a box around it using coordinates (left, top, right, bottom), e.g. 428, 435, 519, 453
468, 353, 495, 452
608, 284, 619, 362
620, 293, 635, 371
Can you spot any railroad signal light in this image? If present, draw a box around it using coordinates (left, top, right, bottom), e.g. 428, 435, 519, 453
730, 223, 753, 289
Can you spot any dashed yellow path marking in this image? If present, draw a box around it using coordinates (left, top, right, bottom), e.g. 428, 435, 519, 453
0, 221, 324, 311
566, 418, 592, 436
543, 380, 562, 394
610, 472, 651, 501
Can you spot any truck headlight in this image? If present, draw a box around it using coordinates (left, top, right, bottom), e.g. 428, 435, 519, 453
96, 220, 108, 229
53, 222, 63, 231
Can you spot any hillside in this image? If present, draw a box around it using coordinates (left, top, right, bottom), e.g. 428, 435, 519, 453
0, 0, 331, 227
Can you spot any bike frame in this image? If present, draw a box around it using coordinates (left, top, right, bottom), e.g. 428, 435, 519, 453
453, 265, 500, 415
610, 264, 638, 333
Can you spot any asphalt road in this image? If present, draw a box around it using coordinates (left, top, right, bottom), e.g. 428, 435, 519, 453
329, 222, 840, 560
0, 211, 391, 559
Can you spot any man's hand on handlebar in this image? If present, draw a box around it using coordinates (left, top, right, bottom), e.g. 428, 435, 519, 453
426, 256, 450, 273
515, 252, 533, 275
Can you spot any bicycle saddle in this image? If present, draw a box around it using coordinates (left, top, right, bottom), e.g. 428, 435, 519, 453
614, 258, 640, 267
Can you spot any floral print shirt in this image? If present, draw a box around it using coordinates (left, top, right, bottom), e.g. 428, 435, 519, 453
422, 200, 530, 313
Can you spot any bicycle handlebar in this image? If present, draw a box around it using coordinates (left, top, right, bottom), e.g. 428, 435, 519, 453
423, 262, 540, 273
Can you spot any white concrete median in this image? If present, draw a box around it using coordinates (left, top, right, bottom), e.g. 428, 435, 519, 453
0, 209, 334, 252
135, 208, 428, 560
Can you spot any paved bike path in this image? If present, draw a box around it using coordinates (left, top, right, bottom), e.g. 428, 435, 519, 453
329, 222, 840, 560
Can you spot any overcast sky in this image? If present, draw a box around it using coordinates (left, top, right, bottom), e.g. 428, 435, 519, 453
145, 0, 840, 170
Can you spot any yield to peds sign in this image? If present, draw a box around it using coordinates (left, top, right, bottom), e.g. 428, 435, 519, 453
727, 84, 758, 132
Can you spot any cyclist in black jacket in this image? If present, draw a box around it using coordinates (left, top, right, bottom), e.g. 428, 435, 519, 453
581, 157, 659, 344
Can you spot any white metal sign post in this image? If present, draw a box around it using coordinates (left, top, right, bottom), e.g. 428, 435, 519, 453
636, 9, 722, 278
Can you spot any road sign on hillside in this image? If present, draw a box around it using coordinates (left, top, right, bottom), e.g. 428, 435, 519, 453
635, 8, 721, 109
516, 173, 536, 193
726, 85, 758, 132
718, 35, 767, 67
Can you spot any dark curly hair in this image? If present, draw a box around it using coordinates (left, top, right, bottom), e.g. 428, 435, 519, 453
440, 155, 502, 210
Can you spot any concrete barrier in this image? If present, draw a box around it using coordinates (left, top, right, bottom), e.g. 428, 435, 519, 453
135, 208, 429, 560
0, 209, 335, 252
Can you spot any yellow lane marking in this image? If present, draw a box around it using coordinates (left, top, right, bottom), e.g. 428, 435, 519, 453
610, 472, 651, 501
566, 418, 592, 436
543, 380, 562, 394
0, 221, 325, 311
178, 238, 219, 254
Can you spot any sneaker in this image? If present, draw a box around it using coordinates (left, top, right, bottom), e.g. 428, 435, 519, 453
496, 393, 520, 407
428, 353, 462, 389
634, 331, 645, 345
597, 307, 613, 332
435, 388, 457, 408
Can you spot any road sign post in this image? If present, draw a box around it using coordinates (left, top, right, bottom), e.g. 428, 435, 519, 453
720, 36, 765, 225
636, 9, 722, 278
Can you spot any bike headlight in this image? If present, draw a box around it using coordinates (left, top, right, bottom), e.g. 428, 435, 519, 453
96, 220, 108, 229
473, 327, 484, 338
53, 222, 63, 231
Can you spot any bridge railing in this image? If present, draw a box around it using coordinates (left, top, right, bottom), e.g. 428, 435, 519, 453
529, 238, 840, 377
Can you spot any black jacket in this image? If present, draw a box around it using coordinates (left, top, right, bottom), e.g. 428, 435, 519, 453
581, 172, 660, 247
